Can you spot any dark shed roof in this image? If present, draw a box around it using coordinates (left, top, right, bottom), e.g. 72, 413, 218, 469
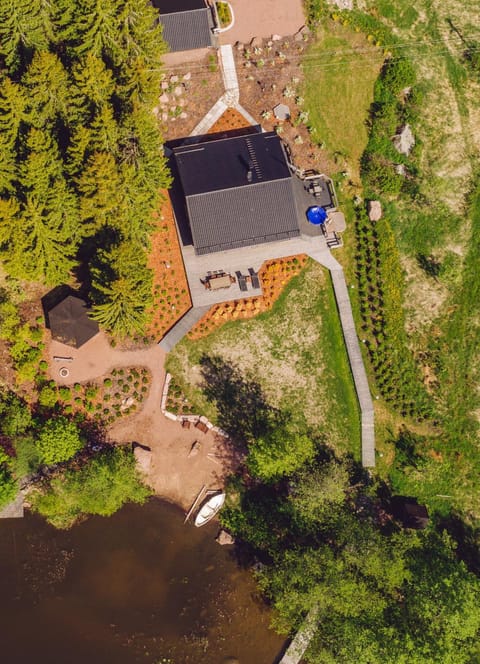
153, 0, 206, 11
155, 0, 213, 53
173, 132, 300, 255
49, 296, 99, 349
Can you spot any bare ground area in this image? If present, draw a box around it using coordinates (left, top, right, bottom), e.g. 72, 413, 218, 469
48, 332, 239, 511
220, 0, 306, 45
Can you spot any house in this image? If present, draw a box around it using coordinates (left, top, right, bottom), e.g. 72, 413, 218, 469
172, 131, 300, 255
153, 0, 215, 53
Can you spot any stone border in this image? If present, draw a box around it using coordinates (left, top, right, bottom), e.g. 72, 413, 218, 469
161, 372, 228, 437
213, 1, 235, 33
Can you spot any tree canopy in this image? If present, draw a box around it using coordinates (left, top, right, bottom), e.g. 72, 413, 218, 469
0, 0, 170, 337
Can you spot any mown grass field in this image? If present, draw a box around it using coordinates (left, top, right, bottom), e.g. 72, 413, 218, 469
166, 261, 361, 459
302, 24, 384, 182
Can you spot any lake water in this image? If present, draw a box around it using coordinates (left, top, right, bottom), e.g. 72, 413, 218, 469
0, 499, 285, 664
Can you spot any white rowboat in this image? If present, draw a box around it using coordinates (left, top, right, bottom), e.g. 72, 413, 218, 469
194, 492, 226, 527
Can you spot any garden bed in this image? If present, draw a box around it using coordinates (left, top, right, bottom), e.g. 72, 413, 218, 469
36, 366, 152, 424
147, 193, 191, 340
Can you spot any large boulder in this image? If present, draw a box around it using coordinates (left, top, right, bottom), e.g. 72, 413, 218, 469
392, 124, 415, 155
367, 200, 382, 222
133, 444, 152, 475
216, 529, 235, 545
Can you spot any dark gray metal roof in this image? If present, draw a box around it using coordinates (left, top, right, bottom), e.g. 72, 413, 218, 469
174, 132, 292, 195
173, 132, 300, 255
153, 0, 206, 11
186, 179, 300, 255
159, 7, 213, 52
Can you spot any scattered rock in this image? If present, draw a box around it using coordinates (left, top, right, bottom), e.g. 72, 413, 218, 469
161, 81, 169, 90
327, 0, 353, 9
170, 74, 179, 83
161, 112, 168, 122
395, 163, 407, 176
272, 34, 282, 41
188, 440, 201, 458
250, 36, 263, 48
159, 93, 169, 104
392, 124, 415, 155
235, 41, 244, 51
273, 102, 290, 120
178, 97, 186, 107
300, 24, 311, 36
294, 31, 304, 42
180, 112, 188, 119
183, 71, 191, 81
216, 529, 235, 546
133, 444, 152, 475
367, 200, 382, 222
120, 396, 135, 410
173, 85, 184, 96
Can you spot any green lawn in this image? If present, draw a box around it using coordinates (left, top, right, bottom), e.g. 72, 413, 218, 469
166, 261, 361, 458
302, 23, 384, 182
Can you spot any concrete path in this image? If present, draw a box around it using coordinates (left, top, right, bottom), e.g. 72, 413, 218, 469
219, 44, 239, 97
159, 305, 211, 352
278, 606, 319, 664
309, 250, 375, 468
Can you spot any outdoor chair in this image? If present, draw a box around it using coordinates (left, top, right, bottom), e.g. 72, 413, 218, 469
248, 268, 260, 290
236, 271, 248, 292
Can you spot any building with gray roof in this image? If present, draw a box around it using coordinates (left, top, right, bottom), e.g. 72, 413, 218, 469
172, 132, 300, 255
153, 0, 214, 53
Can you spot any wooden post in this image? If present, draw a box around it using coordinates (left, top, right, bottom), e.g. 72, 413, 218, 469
184, 484, 206, 524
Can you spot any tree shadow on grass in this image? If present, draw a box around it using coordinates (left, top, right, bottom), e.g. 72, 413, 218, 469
199, 354, 282, 442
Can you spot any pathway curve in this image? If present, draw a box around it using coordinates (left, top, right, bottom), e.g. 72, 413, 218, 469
48, 333, 236, 509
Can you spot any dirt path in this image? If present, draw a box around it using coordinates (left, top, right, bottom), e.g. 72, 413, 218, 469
220, 0, 305, 45
49, 333, 238, 510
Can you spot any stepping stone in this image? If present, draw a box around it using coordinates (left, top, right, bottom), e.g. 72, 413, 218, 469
159, 93, 169, 104
173, 85, 184, 96
183, 72, 191, 80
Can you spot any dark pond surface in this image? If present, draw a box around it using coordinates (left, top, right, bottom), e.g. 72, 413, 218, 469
0, 499, 285, 664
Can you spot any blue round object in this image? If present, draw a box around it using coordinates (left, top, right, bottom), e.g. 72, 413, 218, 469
307, 206, 327, 226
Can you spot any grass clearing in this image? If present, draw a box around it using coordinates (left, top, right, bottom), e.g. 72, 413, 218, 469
166, 261, 361, 458
302, 22, 384, 182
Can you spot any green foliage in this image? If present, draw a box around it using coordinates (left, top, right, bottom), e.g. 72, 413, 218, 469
38, 384, 59, 408
361, 58, 418, 196
354, 207, 432, 418
0, 465, 17, 508
0, 0, 170, 338
0, 392, 33, 436
12, 435, 41, 479
35, 416, 83, 465
31, 446, 151, 529
289, 459, 350, 524
247, 420, 316, 482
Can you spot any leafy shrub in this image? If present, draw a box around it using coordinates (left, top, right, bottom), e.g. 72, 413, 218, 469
31, 447, 151, 529
36, 417, 84, 465
0, 466, 17, 508
103, 378, 112, 388
38, 384, 58, 408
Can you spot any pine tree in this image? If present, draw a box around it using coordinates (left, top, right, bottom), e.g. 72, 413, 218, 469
77, 152, 124, 231
24, 51, 71, 127
0, 78, 27, 146
0, 0, 52, 72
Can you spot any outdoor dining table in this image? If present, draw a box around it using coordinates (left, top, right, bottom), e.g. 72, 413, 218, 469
208, 274, 232, 290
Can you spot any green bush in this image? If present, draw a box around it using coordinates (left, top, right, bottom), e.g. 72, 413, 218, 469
0, 466, 17, 508
36, 417, 84, 465
12, 435, 41, 479
103, 378, 112, 388
31, 447, 151, 529
38, 384, 59, 408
